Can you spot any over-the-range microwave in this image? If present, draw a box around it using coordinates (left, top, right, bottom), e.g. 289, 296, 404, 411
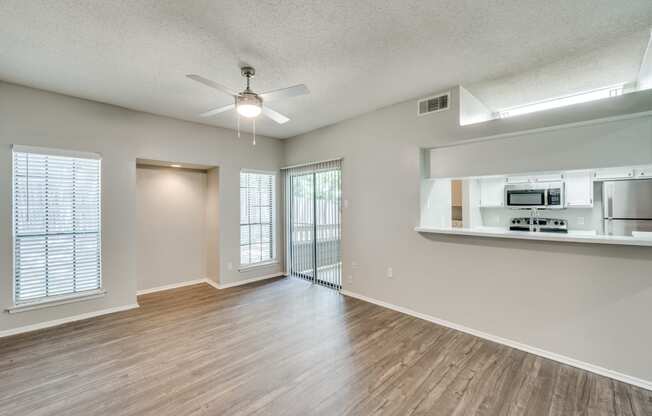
504, 182, 565, 209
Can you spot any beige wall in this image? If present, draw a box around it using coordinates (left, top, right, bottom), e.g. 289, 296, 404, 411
283, 87, 652, 384
136, 166, 209, 292
0, 82, 284, 333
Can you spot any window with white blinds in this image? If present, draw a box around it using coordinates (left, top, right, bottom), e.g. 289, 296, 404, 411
13, 147, 102, 304
240, 171, 275, 266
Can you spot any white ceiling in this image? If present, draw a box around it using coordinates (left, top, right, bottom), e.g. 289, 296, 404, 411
1, 1, 651, 138
467, 31, 651, 111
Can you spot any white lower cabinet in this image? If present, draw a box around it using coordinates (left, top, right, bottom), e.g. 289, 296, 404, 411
564, 171, 593, 207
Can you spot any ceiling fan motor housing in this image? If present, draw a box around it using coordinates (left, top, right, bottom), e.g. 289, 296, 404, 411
236, 92, 262, 108
241, 66, 256, 78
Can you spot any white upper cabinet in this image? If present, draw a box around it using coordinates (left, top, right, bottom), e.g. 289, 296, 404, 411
506, 173, 564, 183
635, 166, 652, 178
594, 167, 635, 180
564, 171, 594, 208
479, 177, 506, 207
505, 175, 532, 184
534, 173, 564, 182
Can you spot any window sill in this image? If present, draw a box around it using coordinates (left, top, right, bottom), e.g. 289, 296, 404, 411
238, 260, 280, 272
6, 289, 107, 314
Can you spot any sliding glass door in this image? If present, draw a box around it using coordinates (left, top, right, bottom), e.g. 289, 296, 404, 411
289, 172, 315, 281
285, 160, 342, 289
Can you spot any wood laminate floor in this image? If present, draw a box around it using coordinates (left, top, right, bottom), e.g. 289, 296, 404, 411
1, 277, 651, 416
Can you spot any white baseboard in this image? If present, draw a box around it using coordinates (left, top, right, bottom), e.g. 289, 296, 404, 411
340, 290, 652, 392
138, 274, 284, 293
0, 303, 140, 339
216, 273, 284, 289
137, 279, 207, 296
204, 279, 219, 290
1, 274, 282, 339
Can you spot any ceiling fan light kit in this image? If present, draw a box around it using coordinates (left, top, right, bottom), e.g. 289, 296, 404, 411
236, 95, 262, 118
187, 66, 309, 145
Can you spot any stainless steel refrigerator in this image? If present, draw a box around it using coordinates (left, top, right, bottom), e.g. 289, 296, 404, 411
603, 179, 652, 236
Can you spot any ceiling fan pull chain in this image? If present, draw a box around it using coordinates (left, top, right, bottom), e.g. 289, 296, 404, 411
252, 118, 256, 146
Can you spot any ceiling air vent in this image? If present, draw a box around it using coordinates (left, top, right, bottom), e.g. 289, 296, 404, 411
417, 92, 450, 116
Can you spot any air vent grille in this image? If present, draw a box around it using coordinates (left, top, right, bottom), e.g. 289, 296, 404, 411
418, 93, 450, 115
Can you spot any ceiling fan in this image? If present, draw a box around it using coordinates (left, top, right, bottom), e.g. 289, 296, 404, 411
187, 66, 309, 144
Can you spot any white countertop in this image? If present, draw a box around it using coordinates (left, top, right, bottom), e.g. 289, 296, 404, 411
415, 226, 652, 246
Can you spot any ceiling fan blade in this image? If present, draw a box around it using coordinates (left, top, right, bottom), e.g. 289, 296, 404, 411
199, 104, 235, 117
259, 84, 309, 102
262, 106, 290, 124
186, 74, 238, 97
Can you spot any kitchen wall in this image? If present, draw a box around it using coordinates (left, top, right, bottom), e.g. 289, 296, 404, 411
283, 86, 652, 386
136, 165, 210, 292
0, 82, 284, 334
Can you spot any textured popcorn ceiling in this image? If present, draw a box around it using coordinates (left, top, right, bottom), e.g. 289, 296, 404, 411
1, 1, 651, 138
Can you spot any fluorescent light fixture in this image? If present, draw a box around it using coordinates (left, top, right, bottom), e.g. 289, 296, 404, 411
170, 164, 181, 168
237, 104, 262, 118
498, 84, 625, 119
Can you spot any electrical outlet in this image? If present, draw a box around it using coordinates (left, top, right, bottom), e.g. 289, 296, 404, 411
344, 199, 349, 209
387, 267, 393, 278
347, 275, 353, 283
577, 217, 585, 225
227, 262, 233, 271
352, 261, 359, 269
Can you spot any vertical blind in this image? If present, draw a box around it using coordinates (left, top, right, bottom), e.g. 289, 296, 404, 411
283, 159, 342, 289
240, 171, 275, 265
13, 147, 102, 304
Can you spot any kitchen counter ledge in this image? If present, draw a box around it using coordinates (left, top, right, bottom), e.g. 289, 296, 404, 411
415, 226, 652, 247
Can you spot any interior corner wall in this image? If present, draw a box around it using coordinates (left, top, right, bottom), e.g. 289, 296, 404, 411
0, 81, 284, 334
136, 166, 209, 292
282, 86, 652, 385
206, 168, 220, 284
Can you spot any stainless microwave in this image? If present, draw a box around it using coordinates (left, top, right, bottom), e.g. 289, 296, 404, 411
505, 182, 565, 209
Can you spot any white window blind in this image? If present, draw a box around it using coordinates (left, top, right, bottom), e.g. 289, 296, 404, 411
13, 148, 102, 304
240, 171, 275, 265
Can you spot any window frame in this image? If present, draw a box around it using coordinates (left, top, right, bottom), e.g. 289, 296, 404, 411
239, 169, 277, 269
10, 145, 103, 310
